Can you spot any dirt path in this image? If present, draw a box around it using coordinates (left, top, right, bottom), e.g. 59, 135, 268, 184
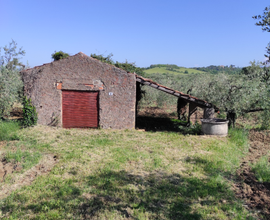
0, 154, 58, 200
233, 130, 270, 219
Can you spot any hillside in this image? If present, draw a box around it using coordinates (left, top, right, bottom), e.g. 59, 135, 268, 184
143, 64, 242, 75
143, 64, 206, 75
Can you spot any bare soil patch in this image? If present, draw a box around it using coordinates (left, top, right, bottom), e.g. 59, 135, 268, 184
0, 154, 58, 200
234, 130, 270, 219
0, 159, 23, 182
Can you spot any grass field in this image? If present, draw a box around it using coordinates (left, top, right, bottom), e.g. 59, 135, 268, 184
144, 67, 206, 75
0, 121, 259, 219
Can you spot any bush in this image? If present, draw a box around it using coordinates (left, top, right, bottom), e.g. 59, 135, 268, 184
22, 97, 37, 127
51, 51, 69, 61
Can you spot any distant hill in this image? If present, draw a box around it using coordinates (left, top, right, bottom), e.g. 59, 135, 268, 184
191, 65, 242, 75
142, 64, 242, 75
143, 64, 205, 75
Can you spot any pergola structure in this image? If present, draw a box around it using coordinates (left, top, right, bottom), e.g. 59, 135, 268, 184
135, 74, 218, 123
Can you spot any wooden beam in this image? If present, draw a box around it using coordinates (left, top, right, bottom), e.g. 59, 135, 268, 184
136, 77, 213, 108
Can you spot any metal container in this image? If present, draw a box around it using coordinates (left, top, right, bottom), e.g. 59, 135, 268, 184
201, 118, 229, 137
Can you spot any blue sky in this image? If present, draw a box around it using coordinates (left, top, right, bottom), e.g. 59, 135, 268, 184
0, 0, 269, 68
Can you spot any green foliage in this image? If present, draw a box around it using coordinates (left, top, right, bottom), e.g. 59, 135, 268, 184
144, 64, 242, 75
115, 61, 145, 76
142, 70, 266, 115
253, 6, 270, 32
0, 66, 23, 117
0, 40, 25, 117
144, 64, 204, 75
0, 121, 20, 141
51, 51, 69, 61
260, 110, 270, 130
0, 39, 25, 70
90, 53, 114, 65
22, 97, 37, 127
148, 64, 182, 69
252, 154, 270, 182
253, 6, 270, 62
139, 68, 270, 128
188, 73, 265, 115
242, 61, 270, 85
192, 65, 242, 75
241, 61, 270, 128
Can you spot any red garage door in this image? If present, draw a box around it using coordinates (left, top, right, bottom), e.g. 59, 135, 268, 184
62, 91, 99, 128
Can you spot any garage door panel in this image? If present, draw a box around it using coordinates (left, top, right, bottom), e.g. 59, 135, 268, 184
62, 91, 99, 128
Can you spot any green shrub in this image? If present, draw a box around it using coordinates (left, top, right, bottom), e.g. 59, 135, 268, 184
22, 97, 37, 127
51, 51, 69, 61
252, 154, 270, 182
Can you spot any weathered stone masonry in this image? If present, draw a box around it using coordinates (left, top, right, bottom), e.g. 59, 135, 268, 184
21, 52, 136, 129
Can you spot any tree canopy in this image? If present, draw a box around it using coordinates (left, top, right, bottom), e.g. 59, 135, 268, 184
253, 6, 270, 62
0, 40, 24, 117
0, 39, 25, 70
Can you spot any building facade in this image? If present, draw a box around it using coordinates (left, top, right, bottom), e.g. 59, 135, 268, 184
21, 52, 136, 129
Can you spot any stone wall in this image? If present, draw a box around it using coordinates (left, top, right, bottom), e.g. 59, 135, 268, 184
21, 52, 136, 129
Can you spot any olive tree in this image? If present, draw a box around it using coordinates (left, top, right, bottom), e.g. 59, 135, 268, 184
253, 6, 270, 62
0, 40, 25, 117
0, 66, 23, 116
0, 39, 25, 70
189, 73, 266, 116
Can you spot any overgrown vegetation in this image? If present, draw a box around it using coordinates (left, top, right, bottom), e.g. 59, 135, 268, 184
192, 65, 242, 75
0, 124, 257, 219
252, 153, 270, 182
51, 51, 69, 61
253, 5, 270, 62
143, 64, 205, 75
22, 96, 38, 127
139, 65, 270, 129
0, 40, 24, 118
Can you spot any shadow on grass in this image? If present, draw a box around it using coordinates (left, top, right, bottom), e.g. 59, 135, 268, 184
136, 116, 179, 132
136, 116, 201, 135
0, 166, 250, 219
82, 169, 247, 219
